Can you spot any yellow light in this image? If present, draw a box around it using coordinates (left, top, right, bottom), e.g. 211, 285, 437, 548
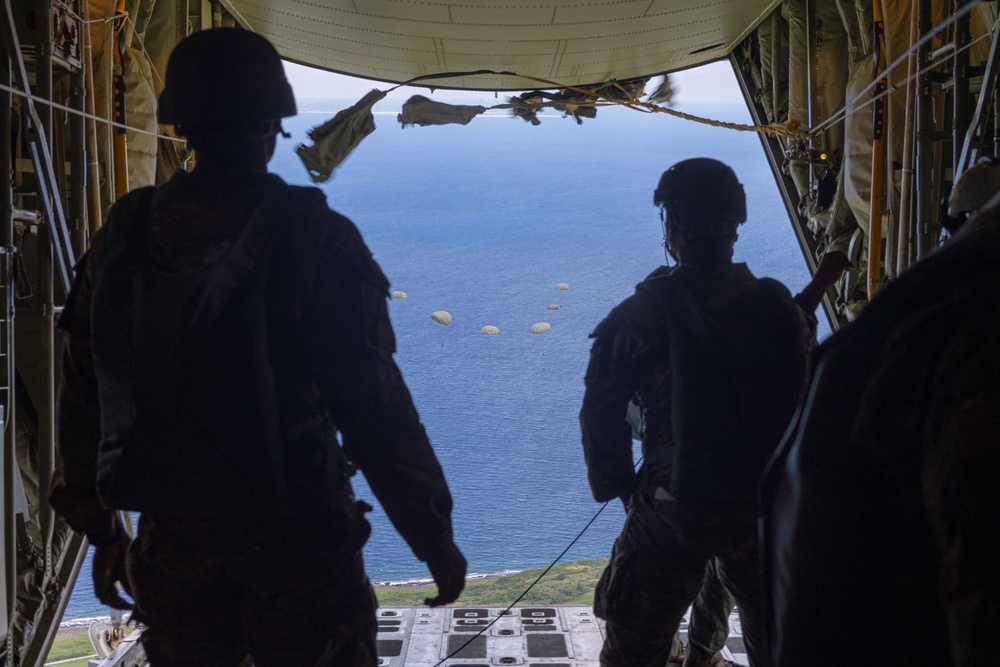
820, 153, 828, 161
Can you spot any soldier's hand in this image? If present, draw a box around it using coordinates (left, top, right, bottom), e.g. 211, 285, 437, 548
424, 542, 467, 607
92, 532, 133, 610
814, 251, 851, 289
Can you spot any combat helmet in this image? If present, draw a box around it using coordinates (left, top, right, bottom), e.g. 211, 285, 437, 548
158, 28, 296, 130
947, 158, 1000, 229
653, 158, 746, 238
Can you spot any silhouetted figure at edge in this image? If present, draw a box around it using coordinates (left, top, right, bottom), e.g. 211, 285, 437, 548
763, 160, 1000, 667
49, 28, 465, 667
581, 158, 846, 667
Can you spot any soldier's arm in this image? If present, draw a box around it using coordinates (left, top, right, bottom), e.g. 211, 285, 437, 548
310, 217, 456, 564
793, 251, 850, 314
580, 311, 640, 503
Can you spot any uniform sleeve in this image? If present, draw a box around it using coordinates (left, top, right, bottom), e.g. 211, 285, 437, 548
580, 308, 641, 502
309, 216, 454, 562
49, 242, 122, 545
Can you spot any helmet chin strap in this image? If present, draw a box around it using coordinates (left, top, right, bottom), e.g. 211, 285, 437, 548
660, 207, 678, 266
272, 120, 291, 139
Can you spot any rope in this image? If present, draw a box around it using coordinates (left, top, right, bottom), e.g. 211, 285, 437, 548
431, 498, 615, 666
801, 22, 994, 145
122, 11, 167, 91
380, 68, 801, 138
13, 5, 990, 160
429, 455, 643, 666
0, 81, 184, 144
510, 73, 803, 139
808, 1, 983, 139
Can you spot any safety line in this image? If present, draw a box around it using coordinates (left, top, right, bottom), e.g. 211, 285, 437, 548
122, 11, 167, 91
431, 497, 614, 667
808, 2, 984, 139
509, 73, 801, 138
430, 454, 643, 666
801, 24, 993, 144
0, 81, 183, 143
10, 7, 992, 158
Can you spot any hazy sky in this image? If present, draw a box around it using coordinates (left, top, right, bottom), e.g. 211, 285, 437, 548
282, 59, 744, 105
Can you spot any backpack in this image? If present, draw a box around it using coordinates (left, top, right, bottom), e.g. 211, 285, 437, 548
639, 270, 806, 499
89, 183, 325, 519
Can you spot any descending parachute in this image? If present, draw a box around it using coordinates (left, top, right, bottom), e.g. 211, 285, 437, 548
531, 322, 552, 334
546, 304, 560, 310
391, 291, 408, 300
431, 311, 452, 325
480, 325, 500, 335
555, 283, 569, 290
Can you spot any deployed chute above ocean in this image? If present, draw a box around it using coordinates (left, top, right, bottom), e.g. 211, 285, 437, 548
431, 311, 453, 325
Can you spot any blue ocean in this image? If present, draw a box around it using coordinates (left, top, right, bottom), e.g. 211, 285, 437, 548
63, 100, 829, 623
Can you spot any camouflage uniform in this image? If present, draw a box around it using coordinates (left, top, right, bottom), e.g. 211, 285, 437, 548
51, 169, 456, 666
582, 262, 808, 667
763, 217, 1000, 667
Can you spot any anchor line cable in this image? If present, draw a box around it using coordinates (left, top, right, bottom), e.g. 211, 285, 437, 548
430, 501, 612, 666
0, 81, 184, 143
782, 24, 994, 161
807, 1, 985, 140
121, 11, 167, 91
430, 455, 643, 667
10, 6, 991, 167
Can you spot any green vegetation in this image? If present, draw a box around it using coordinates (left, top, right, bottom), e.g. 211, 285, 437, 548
46, 626, 134, 666
46, 630, 97, 663
375, 557, 607, 607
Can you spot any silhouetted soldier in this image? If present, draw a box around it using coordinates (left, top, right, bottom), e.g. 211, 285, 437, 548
50, 28, 465, 666
581, 158, 845, 667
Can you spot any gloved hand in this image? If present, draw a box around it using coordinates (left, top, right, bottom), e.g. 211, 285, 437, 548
92, 532, 133, 610
423, 541, 467, 607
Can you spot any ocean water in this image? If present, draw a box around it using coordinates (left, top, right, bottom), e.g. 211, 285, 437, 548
63, 100, 828, 622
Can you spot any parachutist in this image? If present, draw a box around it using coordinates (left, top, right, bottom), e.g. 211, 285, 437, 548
50, 28, 465, 665
582, 158, 843, 667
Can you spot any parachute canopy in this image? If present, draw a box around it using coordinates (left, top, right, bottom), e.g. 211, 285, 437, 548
555, 283, 569, 290
391, 291, 408, 300
546, 304, 560, 310
531, 322, 552, 334
480, 325, 500, 335
431, 311, 452, 325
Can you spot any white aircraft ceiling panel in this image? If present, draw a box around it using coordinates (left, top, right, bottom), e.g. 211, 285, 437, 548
221, 0, 780, 90
552, 1, 656, 24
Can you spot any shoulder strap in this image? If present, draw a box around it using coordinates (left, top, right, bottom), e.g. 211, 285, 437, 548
184, 183, 326, 332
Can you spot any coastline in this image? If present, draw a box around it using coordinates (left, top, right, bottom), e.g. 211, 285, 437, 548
51, 558, 606, 659
369, 570, 512, 591
58, 572, 515, 633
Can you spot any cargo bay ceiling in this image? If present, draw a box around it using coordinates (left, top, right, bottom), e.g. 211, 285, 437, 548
218, 0, 782, 90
